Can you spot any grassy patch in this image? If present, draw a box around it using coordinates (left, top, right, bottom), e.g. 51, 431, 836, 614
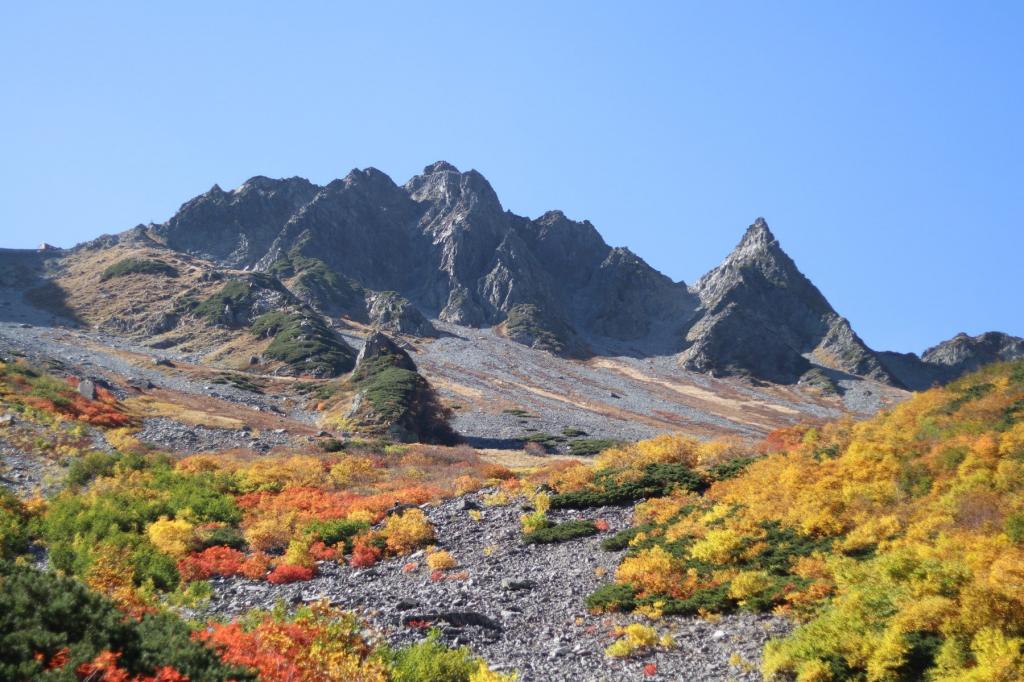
100, 258, 179, 282
210, 373, 266, 393
251, 311, 355, 377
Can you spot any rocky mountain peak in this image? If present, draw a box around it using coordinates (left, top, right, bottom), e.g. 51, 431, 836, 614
682, 217, 897, 384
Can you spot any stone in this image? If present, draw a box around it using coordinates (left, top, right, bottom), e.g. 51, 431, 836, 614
77, 379, 96, 400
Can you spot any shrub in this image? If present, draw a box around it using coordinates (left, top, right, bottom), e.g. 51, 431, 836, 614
523, 519, 598, 544
305, 517, 371, 546
586, 583, 637, 613
550, 463, 707, 509
604, 623, 673, 658
267, 564, 315, 584
147, 516, 196, 559
0, 489, 30, 560
380, 630, 480, 682
383, 509, 435, 554
426, 549, 458, 571
251, 310, 355, 377
177, 546, 246, 582
0, 560, 247, 680
568, 439, 621, 457
65, 450, 120, 486
350, 538, 383, 567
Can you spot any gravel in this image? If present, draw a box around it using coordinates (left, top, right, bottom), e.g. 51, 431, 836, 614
201, 494, 791, 681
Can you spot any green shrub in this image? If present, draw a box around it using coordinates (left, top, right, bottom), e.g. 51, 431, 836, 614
567, 438, 621, 457
251, 311, 355, 377
377, 630, 479, 682
100, 258, 179, 282
0, 490, 30, 560
706, 456, 760, 481
196, 526, 247, 551
586, 582, 636, 612
304, 518, 371, 546
1006, 512, 1024, 544
0, 560, 249, 680
66, 451, 120, 486
523, 519, 598, 544
600, 524, 655, 551
551, 463, 707, 509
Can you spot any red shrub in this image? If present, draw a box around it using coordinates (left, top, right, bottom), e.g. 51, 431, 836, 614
349, 539, 382, 568
177, 546, 246, 582
643, 662, 658, 677
308, 541, 336, 561
267, 564, 315, 585
594, 519, 610, 532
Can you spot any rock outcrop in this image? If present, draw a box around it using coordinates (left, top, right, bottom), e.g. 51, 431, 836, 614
346, 331, 455, 443
680, 219, 897, 384
366, 291, 437, 337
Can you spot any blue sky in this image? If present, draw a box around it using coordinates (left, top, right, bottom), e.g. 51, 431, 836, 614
1, 2, 1021, 353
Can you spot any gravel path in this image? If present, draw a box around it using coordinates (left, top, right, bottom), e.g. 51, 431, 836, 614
202, 494, 790, 681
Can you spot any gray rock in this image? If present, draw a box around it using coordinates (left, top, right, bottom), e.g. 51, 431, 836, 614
77, 379, 96, 400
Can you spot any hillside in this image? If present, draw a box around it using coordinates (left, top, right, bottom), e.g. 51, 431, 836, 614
1, 349, 1021, 680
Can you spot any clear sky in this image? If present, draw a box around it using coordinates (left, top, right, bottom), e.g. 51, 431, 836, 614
1, 2, 1021, 353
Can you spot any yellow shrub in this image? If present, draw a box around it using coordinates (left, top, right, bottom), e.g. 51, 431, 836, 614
596, 434, 700, 469
604, 623, 671, 658
469, 662, 518, 682
531, 491, 551, 515
329, 456, 382, 488
635, 491, 701, 525
106, 427, 143, 453
616, 546, 685, 597
346, 509, 376, 525
383, 508, 435, 554
728, 570, 774, 602
453, 475, 483, 496
147, 516, 195, 559
244, 514, 297, 552
426, 548, 458, 571
689, 528, 744, 564
482, 490, 510, 507
283, 537, 315, 568
240, 455, 327, 491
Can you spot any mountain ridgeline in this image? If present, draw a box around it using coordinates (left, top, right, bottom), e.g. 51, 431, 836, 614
94, 161, 1019, 388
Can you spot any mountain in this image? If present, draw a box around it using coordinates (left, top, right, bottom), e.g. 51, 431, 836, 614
680, 219, 896, 385
149, 162, 697, 358
880, 331, 1024, 390
3, 161, 1021, 414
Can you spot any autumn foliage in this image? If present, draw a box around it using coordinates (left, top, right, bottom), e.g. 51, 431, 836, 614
566, 360, 1024, 681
